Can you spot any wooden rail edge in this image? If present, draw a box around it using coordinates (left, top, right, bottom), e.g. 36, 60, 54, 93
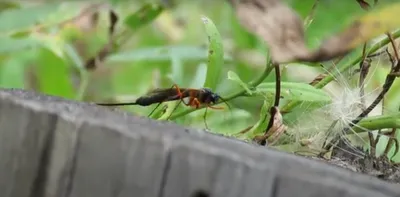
0, 88, 399, 197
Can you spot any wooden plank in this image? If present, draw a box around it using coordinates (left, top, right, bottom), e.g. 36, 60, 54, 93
0, 89, 179, 197
44, 116, 81, 197
0, 88, 399, 197
64, 122, 166, 197
161, 136, 398, 197
0, 93, 58, 197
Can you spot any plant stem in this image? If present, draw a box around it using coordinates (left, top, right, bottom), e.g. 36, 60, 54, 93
303, 0, 320, 29
263, 63, 281, 145
355, 113, 400, 132
281, 29, 400, 112
75, 70, 90, 101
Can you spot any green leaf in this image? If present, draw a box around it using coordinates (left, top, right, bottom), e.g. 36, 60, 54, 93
238, 100, 272, 140
285, 0, 364, 48
167, 54, 184, 85
227, 70, 252, 95
285, 0, 400, 48
256, 82, 332, 102
124, 3, 164, 31
190, 63, 208, 89
43, 2, 83, 25
0, 2, 20, 12
35, 47, 75, 99
0, 51, 34, 88
0, 3, 60, 34
63, 43, 84, 69
63, 44, 88, 101
201, 16, 223, 91
0, 36, 41, 53
0, 33, 68, 58
31, 33, 66, 58
106, 45, 233, 62
0, 60, 25, 88
0, 2, 88, 35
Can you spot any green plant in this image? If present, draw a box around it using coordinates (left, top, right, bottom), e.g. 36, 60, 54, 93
1, 0, 400, 164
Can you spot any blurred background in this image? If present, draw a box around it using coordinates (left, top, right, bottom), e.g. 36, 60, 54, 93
1, 0, 400, 141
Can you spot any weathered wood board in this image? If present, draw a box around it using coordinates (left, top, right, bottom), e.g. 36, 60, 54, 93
0, 88, 399, 197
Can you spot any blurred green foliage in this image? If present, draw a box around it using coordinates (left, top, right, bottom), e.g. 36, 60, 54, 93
1, 0, 400, 161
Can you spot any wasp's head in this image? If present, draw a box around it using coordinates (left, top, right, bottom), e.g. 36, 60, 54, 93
202, 88, 220, 104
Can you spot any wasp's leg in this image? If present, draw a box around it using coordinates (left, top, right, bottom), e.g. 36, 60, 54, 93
203, 107, 209, 130
208, 105, 224, 110
147, 102, 163, 117
192, 98, 201, 109
165, 99, 183, 120
172, 84, 184, 98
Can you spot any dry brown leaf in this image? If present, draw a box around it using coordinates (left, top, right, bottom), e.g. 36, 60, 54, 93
309, 73, 327, 86
60, 3, 109, 31
266, 107, 287, 145
84, 9, 118, 70
229, 0, 400, 64
387, 38, 400, 58
356, 0, 371, 10
254, 106, 287, 145
229, 0, 310, 63
229, 0, 356, 63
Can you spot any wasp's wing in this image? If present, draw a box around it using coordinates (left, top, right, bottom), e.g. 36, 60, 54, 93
134, 88, 188, 106
147, 87, 194, 98
96, 87, 192, 106
146, 88, 182, 98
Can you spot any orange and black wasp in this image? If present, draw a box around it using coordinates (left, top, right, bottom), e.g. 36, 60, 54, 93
96, 84, 231, 129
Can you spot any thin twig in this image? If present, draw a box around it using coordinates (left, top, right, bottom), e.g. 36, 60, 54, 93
237, 125, 254, 134
83, 10, 118, 70
309, 57, 344, 86
351, 34, 399, 127
367, 49, 388, 58
383, 128, 396, 155
371, 98, 385, 157
356, 0, 371, 10
282, 29, 400, 114
303, 0, 320, 28
273, 64, 281, 107
359, 43, 374, 155
358, 60, 370, 110
267, 63, 281, 128
383, 105, 400, 161
389, 33, 400, 60
359, 43, 369, 111
260, 63, 281, 145
323, 32, 400, 152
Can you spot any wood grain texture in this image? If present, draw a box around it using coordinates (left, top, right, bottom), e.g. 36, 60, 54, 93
0, 88, 398, 197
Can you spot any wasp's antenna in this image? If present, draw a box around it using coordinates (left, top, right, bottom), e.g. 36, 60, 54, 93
218, 96, 234, 129
96, 102, 138, 106
218, 96, 233, 112
203, 107, 210, 130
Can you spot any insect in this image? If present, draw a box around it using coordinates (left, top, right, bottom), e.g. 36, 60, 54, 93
96, 84, 231, 129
